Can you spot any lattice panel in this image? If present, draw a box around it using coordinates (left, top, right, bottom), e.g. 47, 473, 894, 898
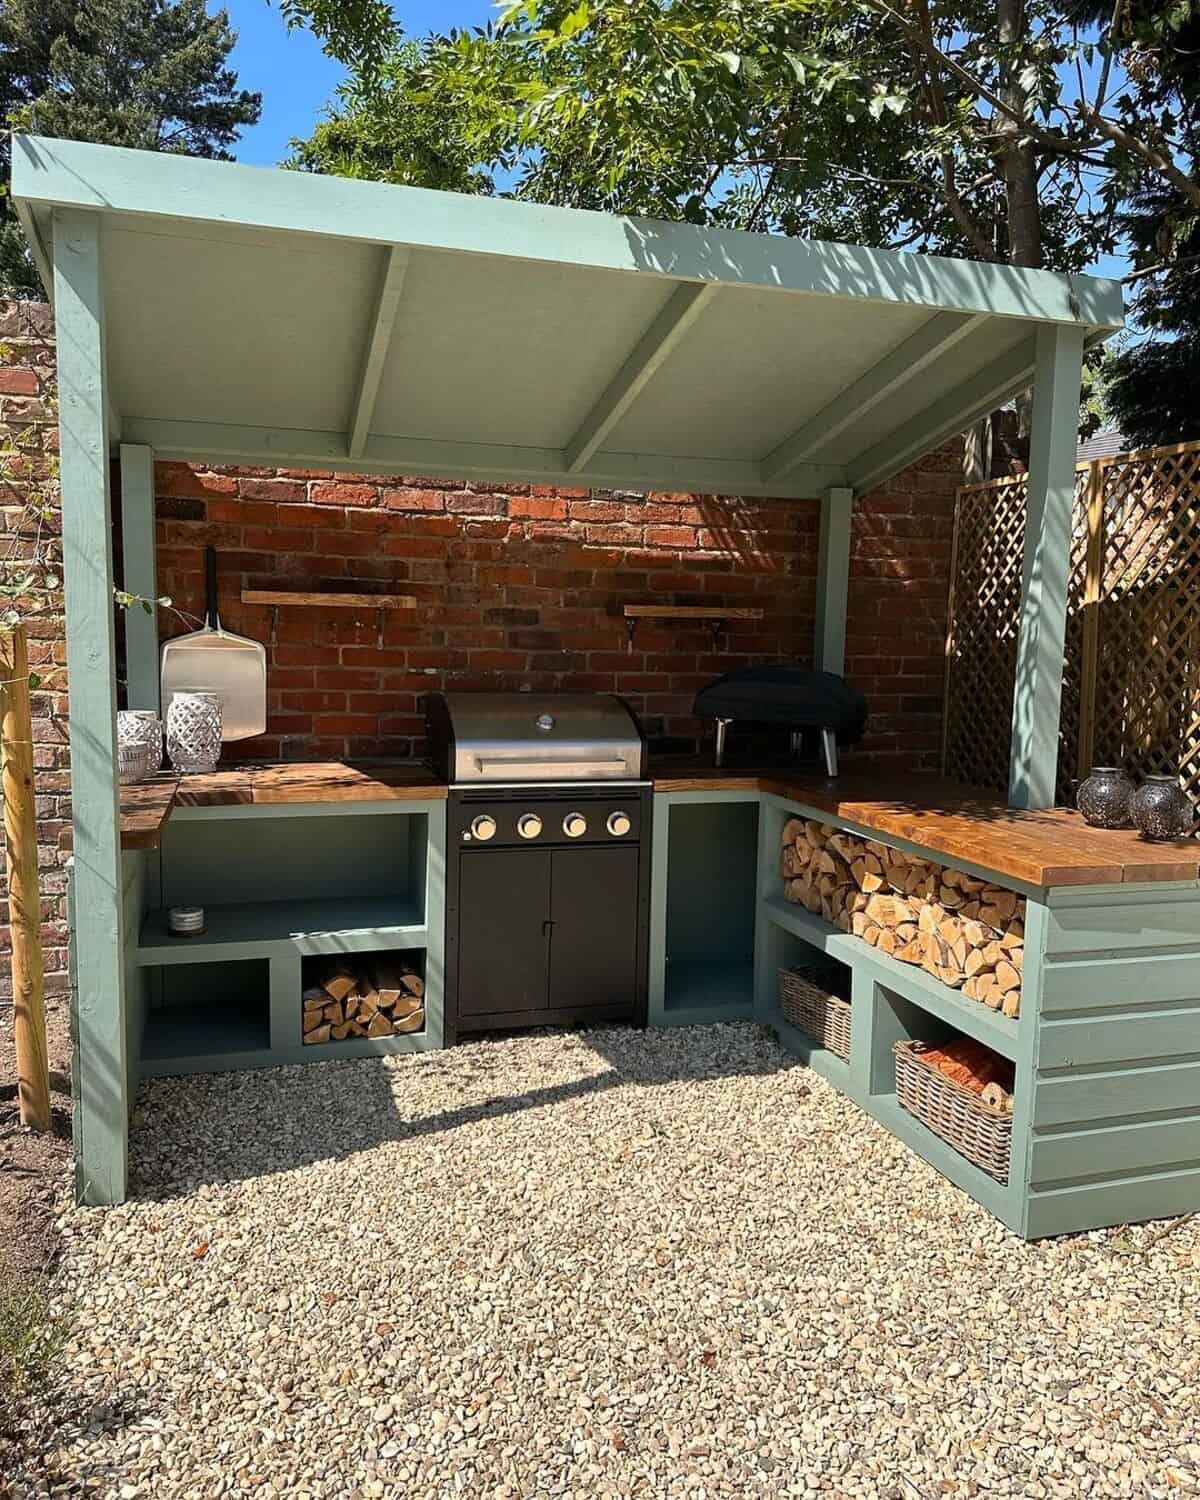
942, 476, 1027, 794
944, 440, 1200, 805
1091, 446, 1200, 800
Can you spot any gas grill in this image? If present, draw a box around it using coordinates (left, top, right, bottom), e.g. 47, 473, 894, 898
426, 693, 652, 1042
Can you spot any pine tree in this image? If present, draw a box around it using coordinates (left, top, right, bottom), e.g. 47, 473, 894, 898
0, 0, 262, 297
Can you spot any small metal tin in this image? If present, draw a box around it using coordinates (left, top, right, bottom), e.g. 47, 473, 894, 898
167, 905, 206, 937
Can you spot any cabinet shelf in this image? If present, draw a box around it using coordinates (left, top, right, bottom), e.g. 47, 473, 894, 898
760, 894, 1019, 1061
138, 896, 426, 964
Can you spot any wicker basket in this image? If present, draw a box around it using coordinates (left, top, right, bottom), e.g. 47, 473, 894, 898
779, 960, 852, 1061
893, 1040, 1012, 1184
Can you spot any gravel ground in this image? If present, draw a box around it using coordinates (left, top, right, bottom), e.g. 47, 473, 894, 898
12, 1022, 1200, 1499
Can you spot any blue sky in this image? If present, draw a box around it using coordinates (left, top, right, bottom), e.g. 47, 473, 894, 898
224, 1, 496, 166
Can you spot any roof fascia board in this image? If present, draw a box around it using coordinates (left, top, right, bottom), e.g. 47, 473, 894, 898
348, 245, 409, 460
118, 416, 847, 498
12, 136, 1124, 331
847, 336, 1039, 493
761, 310, 989, 481
565, 282, 716, 472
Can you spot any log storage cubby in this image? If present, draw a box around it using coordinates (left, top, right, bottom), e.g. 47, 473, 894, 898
780, 817, 1025, 1016
129, 787, 447, 1076
302, 954, 426, 1043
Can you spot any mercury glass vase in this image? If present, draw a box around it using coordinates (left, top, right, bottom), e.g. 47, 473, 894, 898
1076, 766, 1134, 829
165, 692, 223, 774
1130, 774, 1194, 842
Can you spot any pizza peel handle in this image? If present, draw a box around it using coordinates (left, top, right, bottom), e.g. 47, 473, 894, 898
160, 547, 267, 742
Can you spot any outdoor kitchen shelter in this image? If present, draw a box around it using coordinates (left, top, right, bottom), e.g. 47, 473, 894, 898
17, 134, 1194, 1243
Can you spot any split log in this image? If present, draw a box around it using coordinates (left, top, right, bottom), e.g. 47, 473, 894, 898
302, 956, 427, 1042
780, 815, 1026, 1017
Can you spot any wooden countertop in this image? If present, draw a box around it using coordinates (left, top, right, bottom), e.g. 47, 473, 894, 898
650, 764, 1200, 888
171, 761, 447, 807
116, 762, 446, 848
112, 757, 1198, 887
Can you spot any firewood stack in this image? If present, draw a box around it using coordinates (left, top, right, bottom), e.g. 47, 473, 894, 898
780, 818, 1025, 1016
302, 958, 425, 1043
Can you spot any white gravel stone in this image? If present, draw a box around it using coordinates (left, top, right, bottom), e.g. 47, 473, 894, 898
9, 1023, 1200, 1498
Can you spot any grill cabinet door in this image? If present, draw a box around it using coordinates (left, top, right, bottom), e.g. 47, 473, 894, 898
548, 846, 640, 1011
457, 849, 550, 1018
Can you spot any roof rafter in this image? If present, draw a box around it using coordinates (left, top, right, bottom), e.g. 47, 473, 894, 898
761, 310, 988, 482
847, 336, 1038, 494
348, 245, 409, 460
565, 282, 716, 473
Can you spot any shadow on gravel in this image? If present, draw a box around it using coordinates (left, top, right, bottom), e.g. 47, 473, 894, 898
127, 1020, 797, 1200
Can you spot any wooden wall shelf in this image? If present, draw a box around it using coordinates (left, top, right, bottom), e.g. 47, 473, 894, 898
622, 603, 763, 646
241, 590, 417, 610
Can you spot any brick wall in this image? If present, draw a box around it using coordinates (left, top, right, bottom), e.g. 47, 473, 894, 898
156, 460, 958, 764
0, 298, 961, 990
0, 302, 70, 995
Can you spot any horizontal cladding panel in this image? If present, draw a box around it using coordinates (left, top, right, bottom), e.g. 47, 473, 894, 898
1025, 1165, 1200, 1238
1031, 1114, 1200, 1187
1043, 887, 1200, 957
1040, 951, 1200, 1013
1036, 1007, 1200, 1069
1033, 1059, 1200, 1128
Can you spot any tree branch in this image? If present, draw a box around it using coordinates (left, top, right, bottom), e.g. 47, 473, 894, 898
1087, 110, 1200, 209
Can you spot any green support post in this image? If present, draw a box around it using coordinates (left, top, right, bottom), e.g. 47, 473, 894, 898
1009, 325, 1086, 809
119, 444, 159, 711
55, 208, 129, 1205
815, 486, 854, 674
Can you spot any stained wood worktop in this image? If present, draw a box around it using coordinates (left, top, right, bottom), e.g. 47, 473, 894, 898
650, 764, 1200, 888
114, 758, 1199, 886
116, 762, 445, 849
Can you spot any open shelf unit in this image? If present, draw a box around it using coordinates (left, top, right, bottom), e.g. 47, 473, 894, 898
130, 798, 446, 1077
649, 790, 760, 1027
752, 790, 1026, 1230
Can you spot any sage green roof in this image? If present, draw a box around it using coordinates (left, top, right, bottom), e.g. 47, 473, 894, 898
12, 134, 1123, 498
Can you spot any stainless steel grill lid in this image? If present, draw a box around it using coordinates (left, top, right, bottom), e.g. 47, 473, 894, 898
426, 692, 645, 782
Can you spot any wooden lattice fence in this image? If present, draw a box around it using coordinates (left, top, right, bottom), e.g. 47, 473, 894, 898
943, 439, 1200, 804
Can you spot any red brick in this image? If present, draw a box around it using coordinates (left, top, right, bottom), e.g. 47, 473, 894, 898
510, 496, 567, 520
381, 487, 446, 513
310, 482, 379, 507
0, 367, 38, 395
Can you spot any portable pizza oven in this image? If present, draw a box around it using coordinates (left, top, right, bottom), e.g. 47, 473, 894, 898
425, 693, 652, 1044
692, 667, 868, 775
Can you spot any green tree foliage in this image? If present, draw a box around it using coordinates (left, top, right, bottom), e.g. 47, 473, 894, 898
1, 0, 262, 297
289, 1, 1198, 274
287, 42, 493, 194
1085, 2, 1200, 445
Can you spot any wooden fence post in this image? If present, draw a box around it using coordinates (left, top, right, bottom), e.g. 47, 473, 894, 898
0, 623, 49, 1132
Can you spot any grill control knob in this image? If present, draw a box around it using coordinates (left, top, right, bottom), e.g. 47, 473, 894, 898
562, 811, 588, 839
606, 811, 632, 838
517, 813, 543, 840
469, 814, 497, 842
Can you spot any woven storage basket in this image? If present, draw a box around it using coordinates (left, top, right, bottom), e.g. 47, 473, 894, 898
779, 960, 852, 1061
893, 1040, 1012, 1184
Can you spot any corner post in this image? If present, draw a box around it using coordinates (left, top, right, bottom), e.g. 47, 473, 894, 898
815, 486, 854, 673
1008, 325, 1085, 809
119, 444, 159, 711
54, 208, 128, 1204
